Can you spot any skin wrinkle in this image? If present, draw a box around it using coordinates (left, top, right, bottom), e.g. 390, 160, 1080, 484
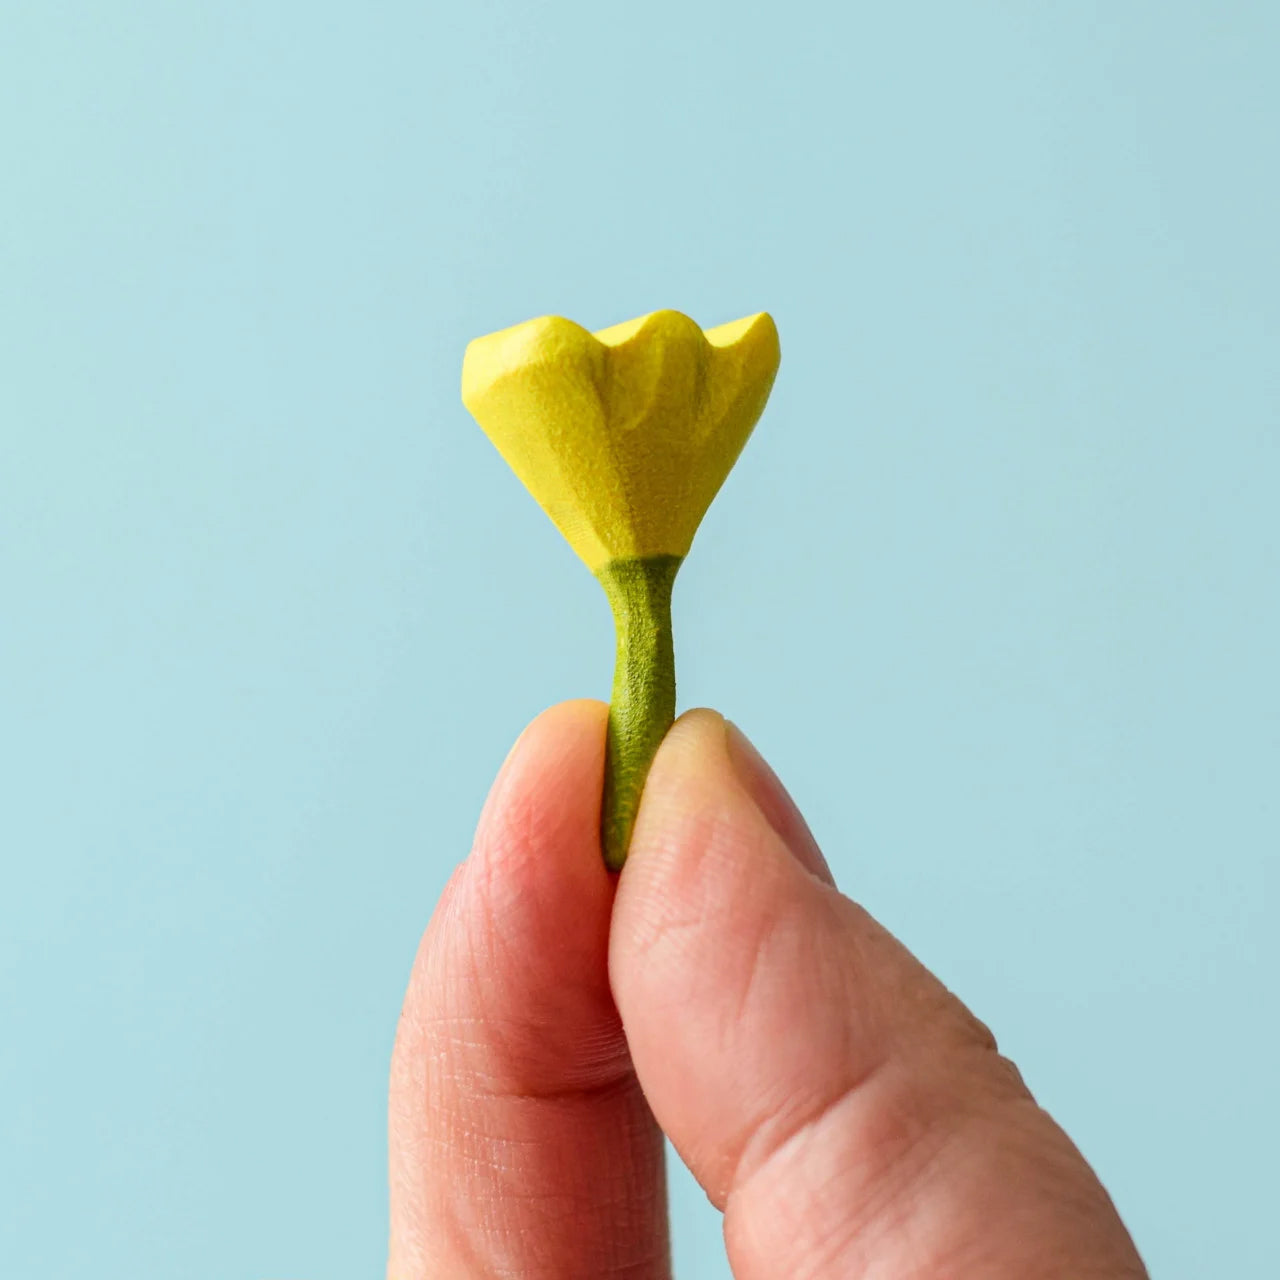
730, 1054, 1141, 1280
712, 917, 872, 1205
718, 892, 781, 1050
737, 1115, 901, 1280
870, 1121, 1136, 1280
423, 996, 635, 1098
414, 1102, 661, 1271
747, 947, 1003, 1213
418, 989, 644, 1159
769, 1076, 990, 1276
419, 1043, 640, 1111
729, 1048, 900, 1221
619, 828, 725, 971
626, 797, 782, 986
723, 968, 1045, 1275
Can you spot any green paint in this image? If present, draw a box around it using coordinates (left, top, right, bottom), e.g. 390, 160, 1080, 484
596, 554, 682, 870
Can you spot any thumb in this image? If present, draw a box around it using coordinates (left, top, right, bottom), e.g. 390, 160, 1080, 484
609, 710, 1147, 1279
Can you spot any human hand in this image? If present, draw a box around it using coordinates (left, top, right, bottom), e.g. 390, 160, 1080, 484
388, 702, 1148, 1278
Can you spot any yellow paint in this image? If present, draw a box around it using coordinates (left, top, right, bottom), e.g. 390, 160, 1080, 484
461, 309, 780, 571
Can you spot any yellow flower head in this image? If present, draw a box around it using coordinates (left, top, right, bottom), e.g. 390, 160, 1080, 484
461, 309, 780, 571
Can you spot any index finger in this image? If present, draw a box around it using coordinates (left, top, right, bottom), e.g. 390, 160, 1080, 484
388, 700, 669, 1279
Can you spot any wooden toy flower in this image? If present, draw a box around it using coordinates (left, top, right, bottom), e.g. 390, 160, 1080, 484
462, 309, 780, 868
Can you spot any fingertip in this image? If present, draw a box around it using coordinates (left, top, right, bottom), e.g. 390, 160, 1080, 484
725, 721, 833, 884
620, 707, 730, 851
471, 698, 610, 881
620, 708, 827, 884
614, 707, 821, 939
649, 705, 729, 766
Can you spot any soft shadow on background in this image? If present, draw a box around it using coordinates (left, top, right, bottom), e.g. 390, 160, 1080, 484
2, 2, 1276, 1276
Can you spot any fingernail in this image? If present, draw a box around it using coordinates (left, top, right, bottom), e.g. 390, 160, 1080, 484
725, 722, 834, 885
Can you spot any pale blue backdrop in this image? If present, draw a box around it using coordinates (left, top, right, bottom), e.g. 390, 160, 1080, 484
2, 2, 1276, 1276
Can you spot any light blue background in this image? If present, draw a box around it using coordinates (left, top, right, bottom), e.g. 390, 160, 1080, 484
2, 2, 1276, 1276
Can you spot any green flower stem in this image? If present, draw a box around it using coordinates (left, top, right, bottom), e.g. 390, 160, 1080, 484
596, 554, 682, 870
